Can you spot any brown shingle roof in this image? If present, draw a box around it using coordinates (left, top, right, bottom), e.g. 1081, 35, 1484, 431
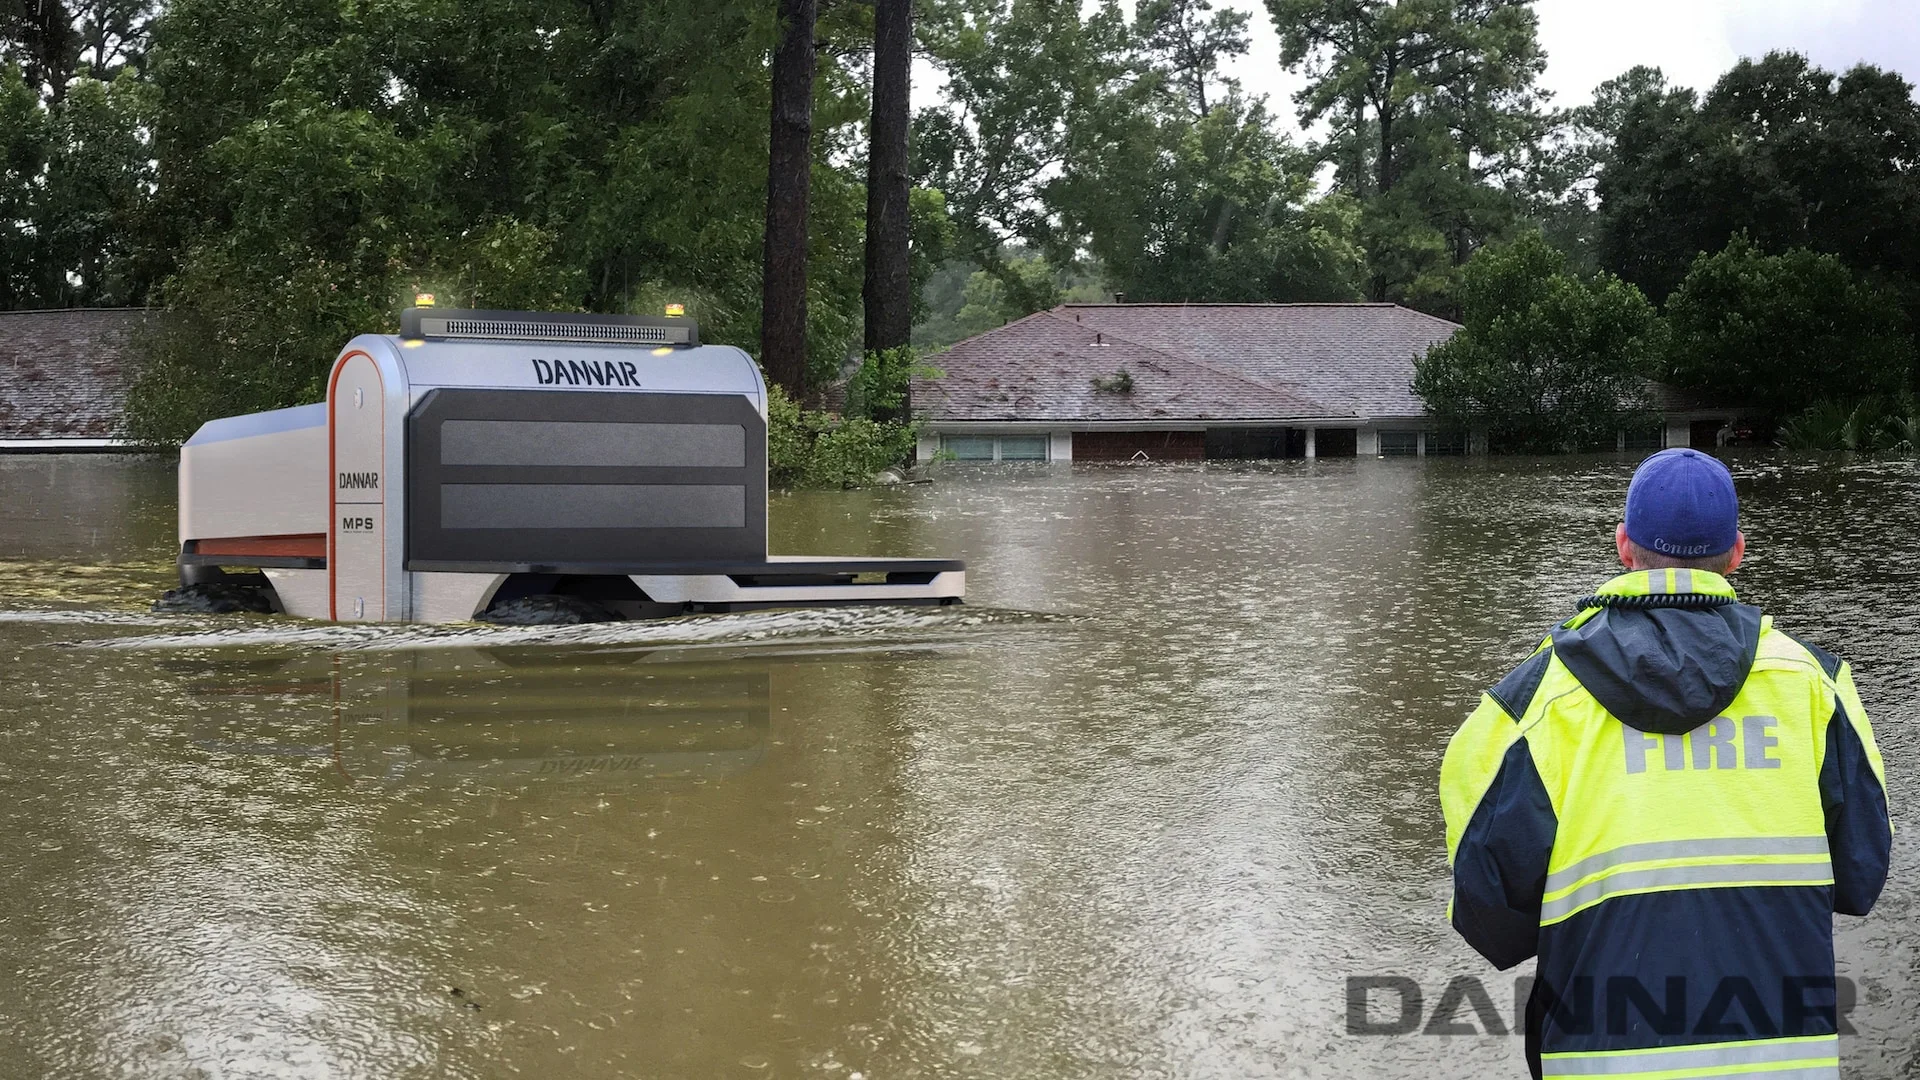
1054, 303, 1460, 420
1642, 380, 1749, 414
0, 309, 146, 439
912, 310, 1341, 423
916, 303, 1461, 423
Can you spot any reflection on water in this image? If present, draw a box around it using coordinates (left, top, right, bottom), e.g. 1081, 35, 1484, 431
173, 644, 965, 789
0, 453, 1915, 1078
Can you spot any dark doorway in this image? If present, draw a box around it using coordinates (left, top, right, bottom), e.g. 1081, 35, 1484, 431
1074, 431, 1206, 462
1689, 419, 1729, 449
1314, 428, 1358, 457
1205, 427, 1303, 460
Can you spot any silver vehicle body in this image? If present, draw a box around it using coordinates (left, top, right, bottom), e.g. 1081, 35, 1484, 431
175, 310, 963, 622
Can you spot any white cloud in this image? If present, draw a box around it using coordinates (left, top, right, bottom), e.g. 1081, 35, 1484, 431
1719, 0, 1920, 86
1218, 0, 1918, 136
1531, 0, 1739, 104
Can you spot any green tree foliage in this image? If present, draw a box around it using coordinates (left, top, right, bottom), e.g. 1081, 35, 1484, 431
1060, 96, 1364, 302
905, 187, 957, 328
1663, 238, 1916, 423
1596, 53, 1920, 304
1526, 65, 1668, 274
0, 61, 154, 308
0, 64, 50, 308
1, 0, 153, 102
1413, 232, 1662, 452
19, 0, 1920, 461
1055, 0, 1361, 304
1134, 0, 1251, 118
911, 251, 1105, 348
914, 0, 1136, 313
917, 0, 1362, 317
1267, 0, 1549, 310
119, 0, 874, 442
766, 384, 918, 488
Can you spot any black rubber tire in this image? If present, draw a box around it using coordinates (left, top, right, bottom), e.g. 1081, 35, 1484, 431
476, 594, 622, 626
153, 582, 277, 615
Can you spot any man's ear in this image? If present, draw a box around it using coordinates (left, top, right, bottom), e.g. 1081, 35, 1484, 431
1723, 531, 1746, 575
1616, 523, 1635, 569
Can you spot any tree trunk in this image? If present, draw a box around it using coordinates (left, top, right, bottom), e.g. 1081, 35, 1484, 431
863, 0, 913, 419
1375, 105, 1396, 195
1375, 53, 1399, 195
761, 0, 818, 400
1347, 90, 1368, 197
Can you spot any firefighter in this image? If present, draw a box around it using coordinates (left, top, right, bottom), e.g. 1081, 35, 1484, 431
1440, 448, 1892, 1080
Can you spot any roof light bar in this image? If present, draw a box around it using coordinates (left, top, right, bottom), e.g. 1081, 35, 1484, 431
400, 308, 700, 347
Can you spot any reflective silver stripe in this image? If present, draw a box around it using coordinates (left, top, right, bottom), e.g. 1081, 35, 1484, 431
1674, 567, 1693, 594
1540, 861, 1833, 922
1542, 1037, 1839, 1077
1547, 1060, 1837, 1079
1648, 569, 1663, 594
1545, 836, 1831, 894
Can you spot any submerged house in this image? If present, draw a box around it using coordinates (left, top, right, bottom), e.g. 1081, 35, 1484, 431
912, 303, 1748, 461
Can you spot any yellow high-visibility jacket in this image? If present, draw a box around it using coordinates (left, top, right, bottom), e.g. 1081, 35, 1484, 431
1441, 569, 1891, 1080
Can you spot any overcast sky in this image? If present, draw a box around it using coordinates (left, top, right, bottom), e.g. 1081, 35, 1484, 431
1222, 0, 1920, 130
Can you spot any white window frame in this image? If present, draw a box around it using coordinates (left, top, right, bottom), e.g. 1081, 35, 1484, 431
939, 434, 1051, 462
1379, 429, 1421, 457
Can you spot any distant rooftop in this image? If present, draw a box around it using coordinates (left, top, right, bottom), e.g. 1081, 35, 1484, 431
915, 302, 1461, 423
0, 308, 147, 441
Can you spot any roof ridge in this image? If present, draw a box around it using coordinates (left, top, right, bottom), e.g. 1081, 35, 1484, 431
1058, 302, 1400, 308
1390, 305, 1465, 330
1039, 309, 1351, 417
1054, 299, 1466, 329
0, 307, 150, 316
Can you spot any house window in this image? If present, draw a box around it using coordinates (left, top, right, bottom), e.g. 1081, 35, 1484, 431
1623, 425, 1663, 450
940, 435, 1049, 462
998, 435, 1049, 461
1425, 430, 1468, 456
941, 435, 996, 461
1379, 430, 1420, 457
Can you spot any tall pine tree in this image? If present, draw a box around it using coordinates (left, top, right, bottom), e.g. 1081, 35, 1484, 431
762, 0, 819, 398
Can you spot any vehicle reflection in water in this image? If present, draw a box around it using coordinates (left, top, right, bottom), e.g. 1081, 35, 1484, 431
172, 644, 934, 788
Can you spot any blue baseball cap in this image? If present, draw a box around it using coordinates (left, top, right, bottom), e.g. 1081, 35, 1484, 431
1624, 449, 1739, 557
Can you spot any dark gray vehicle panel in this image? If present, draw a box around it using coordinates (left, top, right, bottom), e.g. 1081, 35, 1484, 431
406, 388, 767, 566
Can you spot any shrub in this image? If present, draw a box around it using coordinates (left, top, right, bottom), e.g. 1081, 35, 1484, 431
766, 384, 918, 488
1412, 232, 1664, 453
1665, 237, 1916, 423
1778, 394, 1920, 453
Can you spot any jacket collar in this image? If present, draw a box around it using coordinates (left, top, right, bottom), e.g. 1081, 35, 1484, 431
1593, 568, 1737, 601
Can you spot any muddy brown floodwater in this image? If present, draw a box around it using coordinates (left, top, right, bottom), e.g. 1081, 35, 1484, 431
0, 453, 1913, 1079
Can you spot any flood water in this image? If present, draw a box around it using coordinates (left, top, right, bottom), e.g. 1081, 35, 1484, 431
0, 453, 1914, 1079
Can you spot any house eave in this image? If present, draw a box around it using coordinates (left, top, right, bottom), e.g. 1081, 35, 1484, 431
0, 438, 134, 451
917, 416, 1365, 431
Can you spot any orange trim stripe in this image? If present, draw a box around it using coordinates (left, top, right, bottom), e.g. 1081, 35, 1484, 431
194, 534, 327, 558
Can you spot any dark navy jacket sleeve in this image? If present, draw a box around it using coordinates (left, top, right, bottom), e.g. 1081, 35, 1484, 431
1451, 739, 1559, 969
1820, 698, 1892, 917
